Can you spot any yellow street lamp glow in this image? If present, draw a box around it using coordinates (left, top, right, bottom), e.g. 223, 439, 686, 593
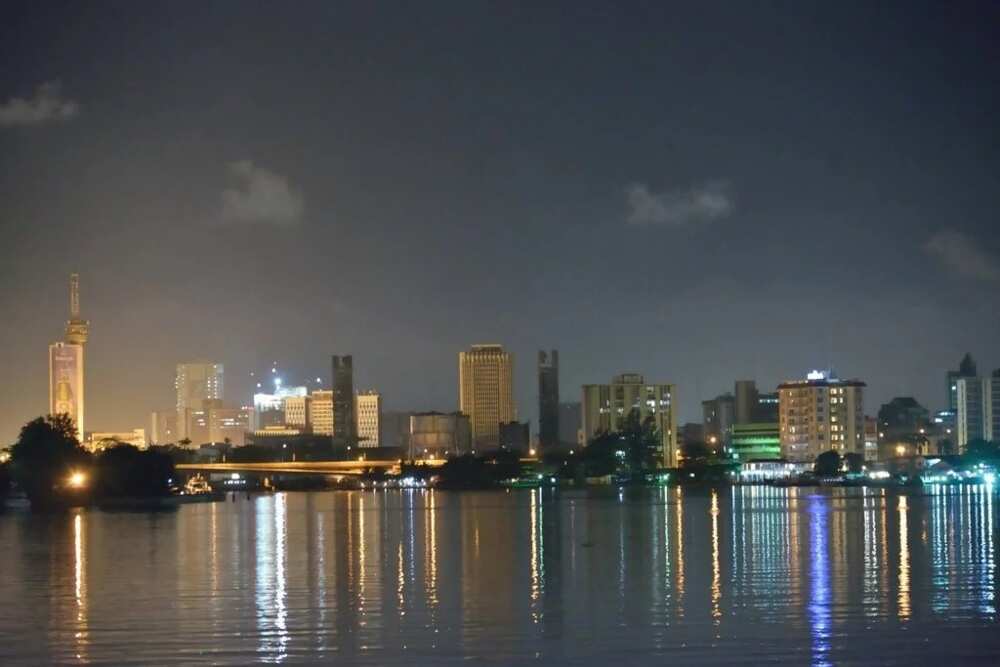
67, 471, 87, 489
895, 445, 906, 456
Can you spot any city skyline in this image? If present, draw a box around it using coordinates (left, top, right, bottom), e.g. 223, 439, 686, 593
2, 3, 1000, 443
9, 272, 1000, 444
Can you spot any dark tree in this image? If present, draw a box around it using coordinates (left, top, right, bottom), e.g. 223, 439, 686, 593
814, 450, 842, 477
965, 439, 1000, 462
94, 445, 175, 498
10, 415, 91, 507
680, 441, 711, 467
843, 452, 865, 474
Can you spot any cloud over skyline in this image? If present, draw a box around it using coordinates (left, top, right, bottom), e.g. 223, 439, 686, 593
221, 161, 305, 226
0, 81, 79, 127
923, 229, 1000, 283
625, 181, 732, 227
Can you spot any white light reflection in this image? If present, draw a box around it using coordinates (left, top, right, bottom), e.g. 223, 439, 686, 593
73, 512, 88, 661
710, 489, 721, 625
897, 495, 910, 622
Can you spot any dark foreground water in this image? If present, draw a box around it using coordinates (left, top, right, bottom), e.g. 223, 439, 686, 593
1, 485, 998, 665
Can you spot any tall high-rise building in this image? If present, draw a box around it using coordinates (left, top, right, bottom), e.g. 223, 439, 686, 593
332, 355, 356, 443
702, 393, 735, 446
175, 362, 224, 438
956, 371, 1000, 451
175, 362, 224, 409
459, 344, 515, 450
356, 391, 382, 448
778, 370, 865, 462
150, 409, 180, 445
734, 380, 759, 424
49, 274, 89, 442
537, 350, 559, 450
947, 353, 978, 413
310, 390, 334, 436
581, 373, 677, 467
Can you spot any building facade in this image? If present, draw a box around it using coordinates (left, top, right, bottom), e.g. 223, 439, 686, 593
175, 362, 223, 439
558, 402, 582, 447
332, 355, 356, 443
355, 390, 382, 448
702, 393, 735, 447
499, 421, 530, 452
537, 349, 559, 450
778, 370, 865, 463
730, 423, 781, 461
409, 412, 472, 459
283, 395, 311, 429
208, 405, 253, 446
947, 353, 977, 413
581, 373, 678, 467
310, 390, 334, 436
459, 344, 515, 450
956, 371, 1000, 451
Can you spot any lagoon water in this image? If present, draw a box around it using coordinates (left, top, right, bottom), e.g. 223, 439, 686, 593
1, 485, 998, 665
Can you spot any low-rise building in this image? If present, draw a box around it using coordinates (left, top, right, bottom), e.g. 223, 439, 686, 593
409, 412, 471, 459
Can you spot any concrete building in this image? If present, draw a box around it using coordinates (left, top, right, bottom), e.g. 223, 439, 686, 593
730, 423, 781, 461
208, 405, 253, 446
581, 373, 678, 467
778, 370, 865, 463
356, 390, 382, 448
864, 416, 879, 462
381, 410, 411, 450
702, 393, 735, 448
409, 412, 472, 459
310, 390, 334, 436
734, 380, 759, 425
499, 421, 530, 452
558, 402, 582, 447
150, 409, 180, 445
332, 355, 356, 443
283, 395, 311, 429
947, 353, 977, 413
175, 362, 223, 439
175, 362, 224, 409
253, 386, 307, 430
459, 344, 515, 450
538, 350, 559, 450
957, 371, 1000, 451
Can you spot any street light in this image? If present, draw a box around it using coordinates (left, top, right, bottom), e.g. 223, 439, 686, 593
67, 471, 87, 489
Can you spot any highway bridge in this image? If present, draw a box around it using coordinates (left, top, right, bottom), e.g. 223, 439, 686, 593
176, 457, 539, 477
176, 460, 445, 476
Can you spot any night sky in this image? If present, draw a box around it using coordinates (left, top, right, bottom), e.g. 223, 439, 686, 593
1, 1, 998, 442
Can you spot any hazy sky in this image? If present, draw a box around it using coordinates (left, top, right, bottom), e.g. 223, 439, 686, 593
1, 1, 998, 443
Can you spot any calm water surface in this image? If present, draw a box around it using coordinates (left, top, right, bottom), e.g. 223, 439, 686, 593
1, 485, 998, 665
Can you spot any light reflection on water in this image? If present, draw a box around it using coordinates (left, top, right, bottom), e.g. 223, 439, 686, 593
2, 485, 999, 665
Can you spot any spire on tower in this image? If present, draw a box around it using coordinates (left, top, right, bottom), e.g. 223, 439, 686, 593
64, 273, 89, 345
70, 273, 80, 318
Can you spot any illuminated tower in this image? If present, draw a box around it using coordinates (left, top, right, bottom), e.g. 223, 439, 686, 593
49, 273, 89, 442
